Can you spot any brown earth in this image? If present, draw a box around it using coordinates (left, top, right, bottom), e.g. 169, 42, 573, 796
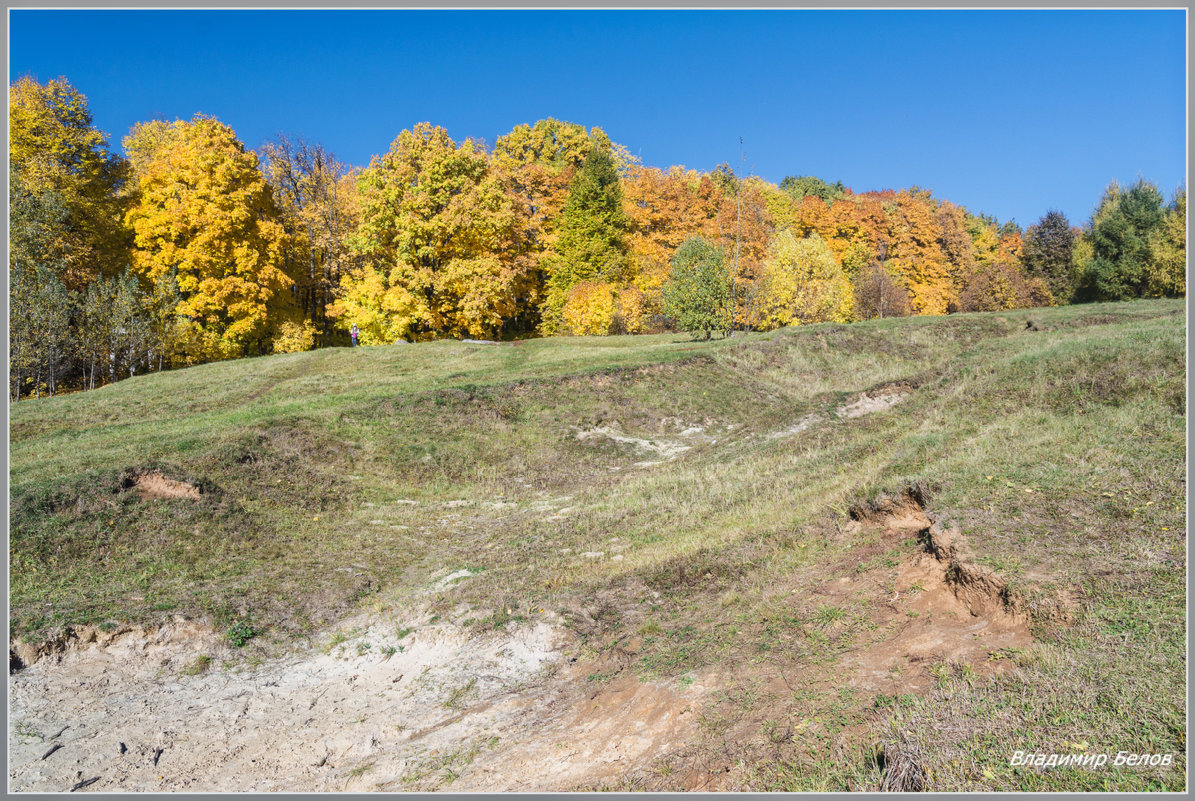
123, 470, 202, 501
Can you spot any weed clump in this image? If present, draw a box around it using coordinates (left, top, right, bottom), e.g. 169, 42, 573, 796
226, 622, 256, 648
878, 734, 928, 792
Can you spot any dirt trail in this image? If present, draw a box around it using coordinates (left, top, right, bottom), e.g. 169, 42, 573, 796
8, 611, 709, 792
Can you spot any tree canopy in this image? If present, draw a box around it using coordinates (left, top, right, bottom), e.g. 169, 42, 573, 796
7, 74, 1185, 399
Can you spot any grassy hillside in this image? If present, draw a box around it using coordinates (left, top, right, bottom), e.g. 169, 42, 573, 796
9, 299, 1186, 791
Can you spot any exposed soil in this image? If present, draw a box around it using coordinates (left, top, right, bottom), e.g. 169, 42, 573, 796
764, 382, 911, 442
8, 487, 1033, 793
574, 420, 717, 467
645, 487, 1037, 791
841, 492, 1031, 695
8, 606, 709, 793
122, 470, 202, 501
765, 414, 821, 440
836, 383, 910, 419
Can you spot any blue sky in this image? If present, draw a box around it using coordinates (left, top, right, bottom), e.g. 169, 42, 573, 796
8, 9, 1187, 228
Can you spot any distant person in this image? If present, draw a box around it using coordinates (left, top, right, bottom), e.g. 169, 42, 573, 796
350, 323, 359, 347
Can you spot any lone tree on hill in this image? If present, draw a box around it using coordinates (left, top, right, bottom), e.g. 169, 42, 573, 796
662, 237, 731, 340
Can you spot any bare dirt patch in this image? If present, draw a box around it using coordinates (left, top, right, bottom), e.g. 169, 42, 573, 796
574, 487, 1040, 792
836, 383, 910, 419
122, 470, 202, 501
764, 414, 821, 440
9, 617, 224, 674
841, 487, 1031, 695
764, 382, 913, 441
574, 420, 718, 467
8, 605, 712, 793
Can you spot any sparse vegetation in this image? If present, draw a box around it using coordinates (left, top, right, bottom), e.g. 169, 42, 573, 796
182, 654, 213, 675
8, 299, 1185, 790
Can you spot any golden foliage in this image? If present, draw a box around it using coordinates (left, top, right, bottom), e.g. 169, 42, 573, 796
350, 123, 535, 340
124, 115, 289, 362
561, 281, 616, 336
9, 76, 130, 288
757, 231, 854, 328
271, 320, 317, 353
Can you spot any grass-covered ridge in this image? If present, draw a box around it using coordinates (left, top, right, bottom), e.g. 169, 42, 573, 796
9, 299, 1186, 791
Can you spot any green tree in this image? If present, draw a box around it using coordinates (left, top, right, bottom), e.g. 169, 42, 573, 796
541, 146, 630, 333
9, 173, 70, 282
1074, 179, 1167, 301
9, 173, 73, 400
662, 237, 731, 340
9, 263, 73, 400
779, 175, 846, 205
1021, 210, 1076, 302
999, 220, 1022, 238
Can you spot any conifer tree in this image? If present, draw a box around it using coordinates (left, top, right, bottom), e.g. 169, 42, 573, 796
1021, 210, 1075, 302
540, 147, 630, 333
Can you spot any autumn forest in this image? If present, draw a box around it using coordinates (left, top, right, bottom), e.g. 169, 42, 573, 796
9, 75, 1187, 400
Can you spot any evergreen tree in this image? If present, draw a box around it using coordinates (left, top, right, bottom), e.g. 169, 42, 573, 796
540, 146, 629, 333
1021, 210, 1076, 302
1074, 179, 1168, 301
779, 175, 845, 205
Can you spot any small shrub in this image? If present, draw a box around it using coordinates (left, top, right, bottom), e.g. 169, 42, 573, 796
226, 622, 255, 648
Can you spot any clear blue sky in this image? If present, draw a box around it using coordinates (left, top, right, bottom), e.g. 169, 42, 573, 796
8, 9, 1187, 228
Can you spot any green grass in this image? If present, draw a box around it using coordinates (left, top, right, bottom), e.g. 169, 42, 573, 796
8, 299, 1186, 790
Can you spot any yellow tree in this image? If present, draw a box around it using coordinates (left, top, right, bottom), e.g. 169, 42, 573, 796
886, 190, 953, 314
623, 165, 724, 315
750, 177, 800, 233
966, 212, 1003, 270
326, 264, 422, 344
9, 75, 130, 289
560, 281, 617, 335
342, 123, 534, 341
124, 115, 289, 363
757, 231, 854, 328
1145, 188, 1187, 297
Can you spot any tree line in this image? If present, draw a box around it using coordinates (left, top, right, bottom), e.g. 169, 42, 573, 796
9, 75, 1187, 399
